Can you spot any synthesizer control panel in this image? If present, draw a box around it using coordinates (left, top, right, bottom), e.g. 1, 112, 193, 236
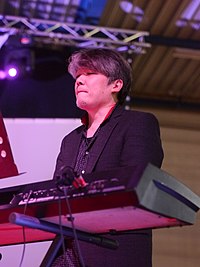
10, 177, 126, 206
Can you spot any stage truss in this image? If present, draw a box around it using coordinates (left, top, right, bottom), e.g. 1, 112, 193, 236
0, 15, 151, 54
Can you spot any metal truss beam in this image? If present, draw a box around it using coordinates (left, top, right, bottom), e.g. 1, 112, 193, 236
0, 15, 151, 53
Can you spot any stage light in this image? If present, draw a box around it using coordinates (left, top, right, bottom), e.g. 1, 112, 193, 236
4, 58, 26, 80
0, 70, 6, 80
119, 1, 144, 23
7, 67, 18, 78
20, 35, 32, 45
1, 34, 35, 80
3, 49, 35, 79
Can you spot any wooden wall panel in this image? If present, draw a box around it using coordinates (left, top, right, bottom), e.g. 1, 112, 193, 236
153, 127, 200, 267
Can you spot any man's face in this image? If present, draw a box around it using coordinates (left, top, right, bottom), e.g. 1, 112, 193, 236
74, 68, 117, 112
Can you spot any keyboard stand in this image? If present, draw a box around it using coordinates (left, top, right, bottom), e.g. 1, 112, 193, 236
9, 212, 119, 266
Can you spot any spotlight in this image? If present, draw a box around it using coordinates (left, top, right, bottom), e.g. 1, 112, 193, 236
1, 34, 35, 80
3, 49, 35, 79
7, 66, 18, 78
20, 35, 32, 45
119, 1, 144, 23
4, 57, 27, 79
0, 70, 6, 80
5, 34, 33, 48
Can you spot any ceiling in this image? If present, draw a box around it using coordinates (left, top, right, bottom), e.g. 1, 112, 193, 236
0, 0, 200, 110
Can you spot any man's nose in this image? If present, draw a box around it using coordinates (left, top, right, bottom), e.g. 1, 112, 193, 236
76, 76, 85, 86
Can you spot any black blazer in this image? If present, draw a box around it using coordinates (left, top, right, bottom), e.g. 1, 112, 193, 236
53, 105, 164, 267
54, 105, 163, 176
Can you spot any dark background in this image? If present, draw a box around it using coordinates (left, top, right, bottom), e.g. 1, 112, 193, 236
0, 46, 83, 118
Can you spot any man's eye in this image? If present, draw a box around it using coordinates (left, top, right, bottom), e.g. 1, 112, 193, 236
86, 72, 97, 75
75, 72, 97, 79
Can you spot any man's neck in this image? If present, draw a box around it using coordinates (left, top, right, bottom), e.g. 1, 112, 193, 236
86, 104, 116, 137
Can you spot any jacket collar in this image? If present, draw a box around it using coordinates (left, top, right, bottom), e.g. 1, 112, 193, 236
80, 103, 121, 127
85, 104, 125, 173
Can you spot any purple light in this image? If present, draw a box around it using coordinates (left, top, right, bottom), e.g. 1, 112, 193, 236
119, 1, 144, 22
176, 0, 200, 30
0, 70, 6, 80
7, 67, 18, 78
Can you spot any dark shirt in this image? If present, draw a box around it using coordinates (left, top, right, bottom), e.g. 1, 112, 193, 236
74, 131, 97, 176
74, 105, 116, 176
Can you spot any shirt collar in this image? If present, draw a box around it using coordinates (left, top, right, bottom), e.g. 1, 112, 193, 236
81, 104, 117, 127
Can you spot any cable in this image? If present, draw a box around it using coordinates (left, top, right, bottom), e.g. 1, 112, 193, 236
57, 195, 67, 263
63, 186, 86, 267
18, 190, 33, 267
54, 166, 87, 266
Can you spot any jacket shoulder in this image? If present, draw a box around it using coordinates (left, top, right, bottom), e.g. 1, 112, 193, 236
121, 108, 159, 122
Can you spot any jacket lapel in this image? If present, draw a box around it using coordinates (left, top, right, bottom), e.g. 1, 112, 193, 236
67, 125, 84, 169
86, 106, 124, 173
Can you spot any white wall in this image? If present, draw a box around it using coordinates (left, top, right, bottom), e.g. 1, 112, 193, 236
0, 118, 81, 188
0, 118, 81, 267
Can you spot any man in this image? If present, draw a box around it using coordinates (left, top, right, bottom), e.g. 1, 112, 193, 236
53, 48, 164, 266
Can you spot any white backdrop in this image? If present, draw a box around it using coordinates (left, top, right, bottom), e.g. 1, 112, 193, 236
0, 118, 81, 267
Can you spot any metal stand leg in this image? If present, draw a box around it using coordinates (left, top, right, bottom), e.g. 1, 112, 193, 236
40, 234, 64, 267
9, 212, 119, 266
9, 212, 118, 250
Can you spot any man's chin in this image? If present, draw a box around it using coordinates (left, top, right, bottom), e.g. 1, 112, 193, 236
76, 100, 88, 110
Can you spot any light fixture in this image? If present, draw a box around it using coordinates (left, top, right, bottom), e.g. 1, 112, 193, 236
119, 0, 144, 23
176, 0, 200, 30
3, 49, 35, 79
0, 33, 35, 79
0, 70, 6, 80
7, 67, 18, 78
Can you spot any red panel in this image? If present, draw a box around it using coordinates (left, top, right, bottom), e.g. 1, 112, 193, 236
0, 191, 187, 246
0, 114, 19, 179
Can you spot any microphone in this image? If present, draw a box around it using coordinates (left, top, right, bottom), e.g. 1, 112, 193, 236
55, 166, 88, 189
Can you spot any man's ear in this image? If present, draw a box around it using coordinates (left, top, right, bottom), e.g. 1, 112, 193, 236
111, 79, 123, 93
